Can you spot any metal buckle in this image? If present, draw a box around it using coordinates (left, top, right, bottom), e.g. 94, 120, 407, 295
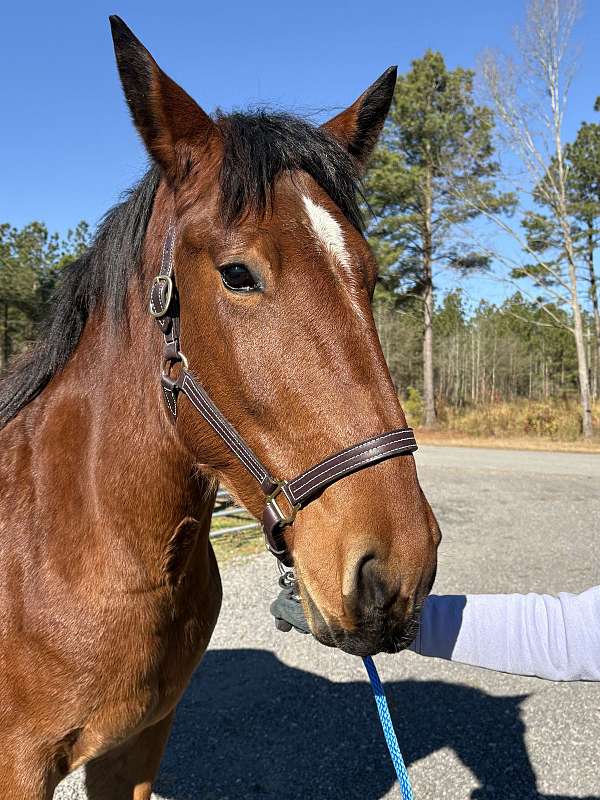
150, 275, 173, 318
266, 480, 301, 527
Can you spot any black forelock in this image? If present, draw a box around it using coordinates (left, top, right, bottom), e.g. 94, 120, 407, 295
216, 111, 364, 231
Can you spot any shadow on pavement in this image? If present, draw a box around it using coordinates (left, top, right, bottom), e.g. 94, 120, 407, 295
155, 648, 598, 800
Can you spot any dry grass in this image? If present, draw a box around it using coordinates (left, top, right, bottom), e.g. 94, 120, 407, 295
210, 524, 264, 564
415, 427, 600, 453
209, 498, 263, 564
406, 399, 600, 452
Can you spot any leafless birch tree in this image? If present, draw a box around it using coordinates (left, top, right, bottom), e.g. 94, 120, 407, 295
474, 0, 594, 437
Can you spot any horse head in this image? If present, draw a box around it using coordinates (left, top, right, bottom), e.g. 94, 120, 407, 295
110, 16, 441, 656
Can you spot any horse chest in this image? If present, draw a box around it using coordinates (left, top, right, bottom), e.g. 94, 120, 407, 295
69, 550, 222, 765
100, 565, 221, 710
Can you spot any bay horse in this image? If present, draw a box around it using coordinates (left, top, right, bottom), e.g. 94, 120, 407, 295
0, 16, 440, 799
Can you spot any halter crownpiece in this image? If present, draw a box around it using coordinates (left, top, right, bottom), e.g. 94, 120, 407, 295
149, 222, 418, 567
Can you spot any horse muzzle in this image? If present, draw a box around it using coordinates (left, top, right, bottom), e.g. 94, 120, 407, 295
299, 577, 426, 657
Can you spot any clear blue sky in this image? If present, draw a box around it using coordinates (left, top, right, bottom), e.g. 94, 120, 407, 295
2, 0, 600, 303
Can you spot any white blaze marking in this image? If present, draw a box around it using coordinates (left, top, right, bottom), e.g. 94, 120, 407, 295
302, 194, 351, 271
301, 193, 368, 324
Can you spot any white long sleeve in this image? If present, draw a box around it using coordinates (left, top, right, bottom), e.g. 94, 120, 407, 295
410, 586, 600, 681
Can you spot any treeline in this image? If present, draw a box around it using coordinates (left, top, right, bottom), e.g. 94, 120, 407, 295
2, 0, 598, 440
0, 221, 89, 370
375, 290, 598, 410
1, 216, 594, 436
364, 0, 600, 438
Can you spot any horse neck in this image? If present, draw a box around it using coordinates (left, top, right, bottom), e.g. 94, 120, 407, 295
19, 226, 213, 571
83, 285, 210, 537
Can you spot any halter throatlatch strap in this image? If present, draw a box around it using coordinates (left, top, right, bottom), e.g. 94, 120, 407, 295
149, 222, 418, 567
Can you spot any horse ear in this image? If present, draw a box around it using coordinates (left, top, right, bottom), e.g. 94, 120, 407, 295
109, 16, 218, 181
322, 67, 397, 171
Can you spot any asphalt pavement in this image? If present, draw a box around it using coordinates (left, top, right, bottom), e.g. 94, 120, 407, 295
54, 445, 600, 800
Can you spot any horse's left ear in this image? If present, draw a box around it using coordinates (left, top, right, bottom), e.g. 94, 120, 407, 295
322, 67, 397, 171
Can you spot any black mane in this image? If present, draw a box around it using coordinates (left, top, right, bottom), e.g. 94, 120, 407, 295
0, 165, 161, 428
0, 111, 363, 428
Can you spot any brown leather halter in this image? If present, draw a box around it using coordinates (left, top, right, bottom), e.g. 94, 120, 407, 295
150, 223, 418, 567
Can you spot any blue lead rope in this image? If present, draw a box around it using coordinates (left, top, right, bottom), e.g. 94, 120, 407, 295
362, 655, 414, 800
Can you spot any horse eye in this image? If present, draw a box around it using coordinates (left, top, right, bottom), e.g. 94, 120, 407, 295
220, 263, 260, 292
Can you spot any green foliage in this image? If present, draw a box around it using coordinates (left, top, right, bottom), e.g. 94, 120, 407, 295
403, 386, 424, 427
0, 220, 90, 369
564, 120, 600, 219
364, 50, 514, 299
433, 289, 468, 338
520, 113, 600, 293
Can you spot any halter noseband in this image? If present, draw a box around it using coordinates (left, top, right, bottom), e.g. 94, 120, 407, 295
149, 223, 418, 567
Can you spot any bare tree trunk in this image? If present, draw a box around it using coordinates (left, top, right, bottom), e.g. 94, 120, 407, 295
474, 338, 477, 402
532, 0, 595, 436
476, 329, 482, 403
453, 333, 461, 405
478, 0, 593, 435
422, 278, 436, 426
2, 303, 8, 371
586, 219, 600, 400
569, 289, 593, 435
422, 165, 437, 428
554, 147, 593, 436
491, 333, 497, 402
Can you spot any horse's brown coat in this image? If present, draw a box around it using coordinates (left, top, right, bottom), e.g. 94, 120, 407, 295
0, 17, 440, 798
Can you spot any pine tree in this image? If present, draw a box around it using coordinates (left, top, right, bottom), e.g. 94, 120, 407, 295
0, 221, 89, 370
364, 50, 513, 427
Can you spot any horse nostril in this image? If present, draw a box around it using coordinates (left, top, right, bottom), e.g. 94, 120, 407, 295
355, 552, 399, 612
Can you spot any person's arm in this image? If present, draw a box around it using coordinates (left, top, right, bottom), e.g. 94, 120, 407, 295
410, 586, 600, 681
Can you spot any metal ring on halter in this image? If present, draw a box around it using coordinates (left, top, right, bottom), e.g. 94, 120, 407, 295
161, 351, 189, 379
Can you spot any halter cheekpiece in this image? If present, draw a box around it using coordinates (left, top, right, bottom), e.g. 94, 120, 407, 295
149, 222, 418, 567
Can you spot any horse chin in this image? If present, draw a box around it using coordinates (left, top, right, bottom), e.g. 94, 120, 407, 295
303, 589, 421, 657
310, 622, 418, 657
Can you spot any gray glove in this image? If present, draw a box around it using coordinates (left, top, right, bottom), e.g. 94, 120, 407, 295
270, 585, 310, 634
